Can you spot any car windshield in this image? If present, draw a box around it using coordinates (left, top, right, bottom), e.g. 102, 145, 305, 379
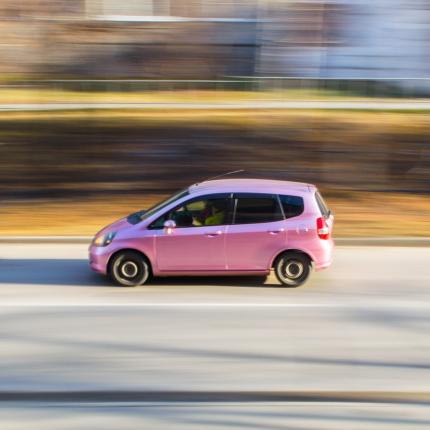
127, 188, 189, 225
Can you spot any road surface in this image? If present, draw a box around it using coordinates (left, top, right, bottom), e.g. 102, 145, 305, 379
0, 242, 430, 429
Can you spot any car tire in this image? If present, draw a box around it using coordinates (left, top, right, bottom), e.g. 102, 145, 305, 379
274, 252, 311, 287
110, 251, 151, 287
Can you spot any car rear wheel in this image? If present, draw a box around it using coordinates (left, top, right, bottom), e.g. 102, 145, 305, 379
110, 251, 151, 287
274, 252, 311, 287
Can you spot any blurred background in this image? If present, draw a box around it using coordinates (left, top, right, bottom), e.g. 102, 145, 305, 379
1, 4, 430, 428
0, 0, 429, 236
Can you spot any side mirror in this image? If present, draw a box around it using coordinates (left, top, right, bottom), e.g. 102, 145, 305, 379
163, 219, 176, 234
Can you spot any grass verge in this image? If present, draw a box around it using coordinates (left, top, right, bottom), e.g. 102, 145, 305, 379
1, 191, 430, 237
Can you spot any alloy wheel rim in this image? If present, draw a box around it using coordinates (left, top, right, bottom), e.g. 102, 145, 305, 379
120, 261, 139, 278
284, 260, 304, 279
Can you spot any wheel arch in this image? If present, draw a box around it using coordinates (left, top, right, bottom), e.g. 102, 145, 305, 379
270, 248, 314, 269
107, 248, 153, 275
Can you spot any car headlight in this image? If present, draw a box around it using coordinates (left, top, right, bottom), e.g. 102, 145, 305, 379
93, 231, 117, 247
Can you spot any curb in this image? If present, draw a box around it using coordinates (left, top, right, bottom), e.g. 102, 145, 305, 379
0, 236, 429, 247
335, 237, 430, 247
0, 390, 428, 405
0, 236, 91, 244
3, 101, 430, 111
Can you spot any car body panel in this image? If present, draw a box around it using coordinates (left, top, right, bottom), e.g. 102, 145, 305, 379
225, 220, 287, 271
153, 225, 227, 272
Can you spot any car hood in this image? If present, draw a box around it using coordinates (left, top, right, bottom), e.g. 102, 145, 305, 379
95, 217, 130, 237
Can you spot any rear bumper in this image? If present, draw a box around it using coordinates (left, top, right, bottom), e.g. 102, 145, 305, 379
312, 238, 335, 271
314, 257, 333, 271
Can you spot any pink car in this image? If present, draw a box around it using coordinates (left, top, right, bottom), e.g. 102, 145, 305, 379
89, 179, 334, 287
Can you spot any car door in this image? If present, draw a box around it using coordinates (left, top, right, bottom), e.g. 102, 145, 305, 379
225, 193, 286, 271
151, 193, 232, 272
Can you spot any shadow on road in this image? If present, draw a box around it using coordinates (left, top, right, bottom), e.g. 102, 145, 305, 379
0, 259, 278, 288
0, 259, 106, 287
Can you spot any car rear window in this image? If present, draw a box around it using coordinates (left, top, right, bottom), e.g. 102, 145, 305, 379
234, 194, 283, 224
279, 195, 304, 219
315, 190, 330, 217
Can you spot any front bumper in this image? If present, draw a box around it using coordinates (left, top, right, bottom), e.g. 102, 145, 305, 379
88, 244, 110, 274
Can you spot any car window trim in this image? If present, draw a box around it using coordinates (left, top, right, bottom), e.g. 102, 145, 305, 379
276, 194, 286, 219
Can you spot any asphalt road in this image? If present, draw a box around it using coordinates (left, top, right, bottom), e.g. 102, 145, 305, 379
0, 243, 430, 429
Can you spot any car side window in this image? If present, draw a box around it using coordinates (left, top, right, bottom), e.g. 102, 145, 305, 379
149, 194, 232, 229
279, 195, 304, 219
233, 194, 283, 224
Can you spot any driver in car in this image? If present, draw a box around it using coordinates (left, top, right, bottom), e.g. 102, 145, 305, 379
194, 200, 225, 226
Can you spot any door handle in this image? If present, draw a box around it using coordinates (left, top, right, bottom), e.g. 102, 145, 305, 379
268, 228, 285, 235
205, 231, 223, 237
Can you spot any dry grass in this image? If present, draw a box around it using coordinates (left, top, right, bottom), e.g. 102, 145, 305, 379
0, 88, 423, 105
1, 192, 429, 237
1, 108, 429, 237
327, 192, 430, 237
0, 107, 428, 129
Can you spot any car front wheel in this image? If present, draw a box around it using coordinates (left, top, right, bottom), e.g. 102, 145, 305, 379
274, 252, 311, 287
110, 251, 151, 287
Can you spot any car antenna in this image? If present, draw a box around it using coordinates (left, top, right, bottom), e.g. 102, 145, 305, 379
205, 169, 245, 182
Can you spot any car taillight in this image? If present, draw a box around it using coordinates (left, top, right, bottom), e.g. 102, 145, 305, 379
316, 217, 330, 240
